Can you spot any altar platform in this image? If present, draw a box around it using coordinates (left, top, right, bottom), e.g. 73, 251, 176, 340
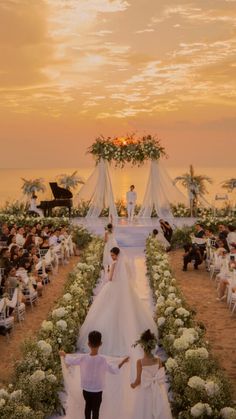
72, 217, 196, 247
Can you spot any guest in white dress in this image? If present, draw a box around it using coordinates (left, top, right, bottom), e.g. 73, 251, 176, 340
102, 223, 118, 269
131, 329, 172, 419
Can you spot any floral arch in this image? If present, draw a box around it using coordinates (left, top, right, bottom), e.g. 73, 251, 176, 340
78, 135, 186, 219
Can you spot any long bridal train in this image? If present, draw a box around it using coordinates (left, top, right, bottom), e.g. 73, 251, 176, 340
77, 251, 157, 357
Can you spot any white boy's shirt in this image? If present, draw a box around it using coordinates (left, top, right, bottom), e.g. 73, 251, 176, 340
65, 354, 119, 392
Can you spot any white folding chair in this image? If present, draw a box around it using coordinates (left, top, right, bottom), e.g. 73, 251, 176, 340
0, 298, 14, 336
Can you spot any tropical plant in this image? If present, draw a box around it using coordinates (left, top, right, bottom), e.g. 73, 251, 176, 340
57, 171, 84, 190
174, 165, 212, 195
221, 178, 236, 192
21, 178, 46, 197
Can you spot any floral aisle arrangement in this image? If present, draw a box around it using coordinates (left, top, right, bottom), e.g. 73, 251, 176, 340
88, 134, 166, 167
0, 212, 70, 227
145, 236, 235, 419
0, 235, 104, 419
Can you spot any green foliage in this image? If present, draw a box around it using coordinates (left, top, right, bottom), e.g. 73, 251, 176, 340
171, 226, 193, 249
88, 134, 166, 167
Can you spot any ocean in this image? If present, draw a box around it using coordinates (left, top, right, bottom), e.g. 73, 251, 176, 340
0, 165, 235, 207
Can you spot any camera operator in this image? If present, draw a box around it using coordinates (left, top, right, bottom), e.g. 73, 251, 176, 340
183, 243, 203, 271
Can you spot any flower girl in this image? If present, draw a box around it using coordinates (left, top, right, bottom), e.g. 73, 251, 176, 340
131, 329, 172, 419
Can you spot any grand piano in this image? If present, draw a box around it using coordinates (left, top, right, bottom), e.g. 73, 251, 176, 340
38, 182, 73, 217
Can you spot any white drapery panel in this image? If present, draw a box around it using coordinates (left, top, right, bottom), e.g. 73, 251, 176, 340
138, 160, 188, 219
77, 159, 117, 218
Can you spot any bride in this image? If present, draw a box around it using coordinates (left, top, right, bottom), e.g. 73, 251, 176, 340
102, 223, 118, 269
77, 247, 157, 357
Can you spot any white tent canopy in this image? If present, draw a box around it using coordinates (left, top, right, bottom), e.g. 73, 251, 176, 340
77, 158, 188, 219
77, 159, 117, 218
138, 160, 188, 219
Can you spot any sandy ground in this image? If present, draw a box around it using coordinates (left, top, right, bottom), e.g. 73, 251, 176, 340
0, 256, 78, 388
169, 250, 236, 399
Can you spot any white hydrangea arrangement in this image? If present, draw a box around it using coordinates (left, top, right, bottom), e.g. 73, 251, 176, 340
145, 235, 235, 418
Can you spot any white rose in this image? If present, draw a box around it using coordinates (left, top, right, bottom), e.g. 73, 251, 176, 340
0, 389, 9, 399
174, 319, 184, 327
205, 380, 220, 397
56, 320, 68, 330
30, 370, 46, 384
188, 376, 205, 389
37, 340, 52, 356
52, 307, 67, 319
10, 390, 22, 400
165, 357, 178, 372
41, 320, 53, 331
0, 399, 6, 408
176, 307, 190, 318
157, 317, 166, 327
220, 407, 236, 418
47, 374, 57, 383
164, 307, 174, 315
63, 293, 72, 302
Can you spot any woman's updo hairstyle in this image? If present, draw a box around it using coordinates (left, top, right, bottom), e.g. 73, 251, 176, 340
110, 247, 120, 255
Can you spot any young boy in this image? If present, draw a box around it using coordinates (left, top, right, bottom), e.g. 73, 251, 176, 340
59, 330, 129, 419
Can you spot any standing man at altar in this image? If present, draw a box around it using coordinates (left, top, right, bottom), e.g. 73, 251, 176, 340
126, 185, 137, 221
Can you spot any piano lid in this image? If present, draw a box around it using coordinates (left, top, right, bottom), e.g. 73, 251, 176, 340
49, 182, 73, 199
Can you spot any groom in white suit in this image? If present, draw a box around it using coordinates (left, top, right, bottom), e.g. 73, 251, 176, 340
126, 185, 137, 221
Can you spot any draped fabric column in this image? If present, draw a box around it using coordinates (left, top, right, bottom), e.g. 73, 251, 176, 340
138, 160, 188, 219
77, 159, 117, 219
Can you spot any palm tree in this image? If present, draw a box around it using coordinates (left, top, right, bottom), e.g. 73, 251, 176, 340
21, 178, 46, 197
174, 164, 212, 195
221, 178, 236, 192
58, 171, 85, 190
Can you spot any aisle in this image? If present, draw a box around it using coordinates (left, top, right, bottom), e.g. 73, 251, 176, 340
54, 228, 157, 419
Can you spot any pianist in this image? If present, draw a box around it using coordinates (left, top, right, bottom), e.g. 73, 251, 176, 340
29, 195, 43, 218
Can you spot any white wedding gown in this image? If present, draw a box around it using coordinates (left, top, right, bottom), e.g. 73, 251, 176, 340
77, 253, 157, 357
102, 231, 118, 267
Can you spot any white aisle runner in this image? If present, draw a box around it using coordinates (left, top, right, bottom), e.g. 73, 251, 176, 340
54, 230, 157, 419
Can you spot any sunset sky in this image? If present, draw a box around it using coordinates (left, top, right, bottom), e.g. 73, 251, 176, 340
0, 0, 236, 168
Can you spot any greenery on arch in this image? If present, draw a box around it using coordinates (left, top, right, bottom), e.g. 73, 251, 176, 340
88, 134, 166, 167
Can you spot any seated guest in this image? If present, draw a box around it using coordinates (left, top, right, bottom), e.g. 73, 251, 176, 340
216, 239, 229, 253
7, 234, 17, 250
217, 224, 229, 251
227, 225, 236, 252
15, 226, 25, 247
0, 248, 12, 272
194, 223, 205, 238
23, 234, 36, 250
41, 225, 50, 238
204, 228, 217, 247
49, 229, 61, 246
40, 237, 50, 250
5, 267, 20, 297
0, 224, 9, 242
183, 243, 202, 271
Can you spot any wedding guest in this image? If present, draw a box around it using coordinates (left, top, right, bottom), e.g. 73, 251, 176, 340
15, 226, 25, 247
49, 229, 61, 246
183, 243, 202, 271
7, 234, 17, 250
0, 224, 9, 242
60, 330, 129, 419
131, 329, 172, 419
5, 267, 20, 297
126, 185, 137, 221
0, 248, 12, 272
23, 234, 36, 250
227, 225, 236, 251
159, 220, 173, 243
